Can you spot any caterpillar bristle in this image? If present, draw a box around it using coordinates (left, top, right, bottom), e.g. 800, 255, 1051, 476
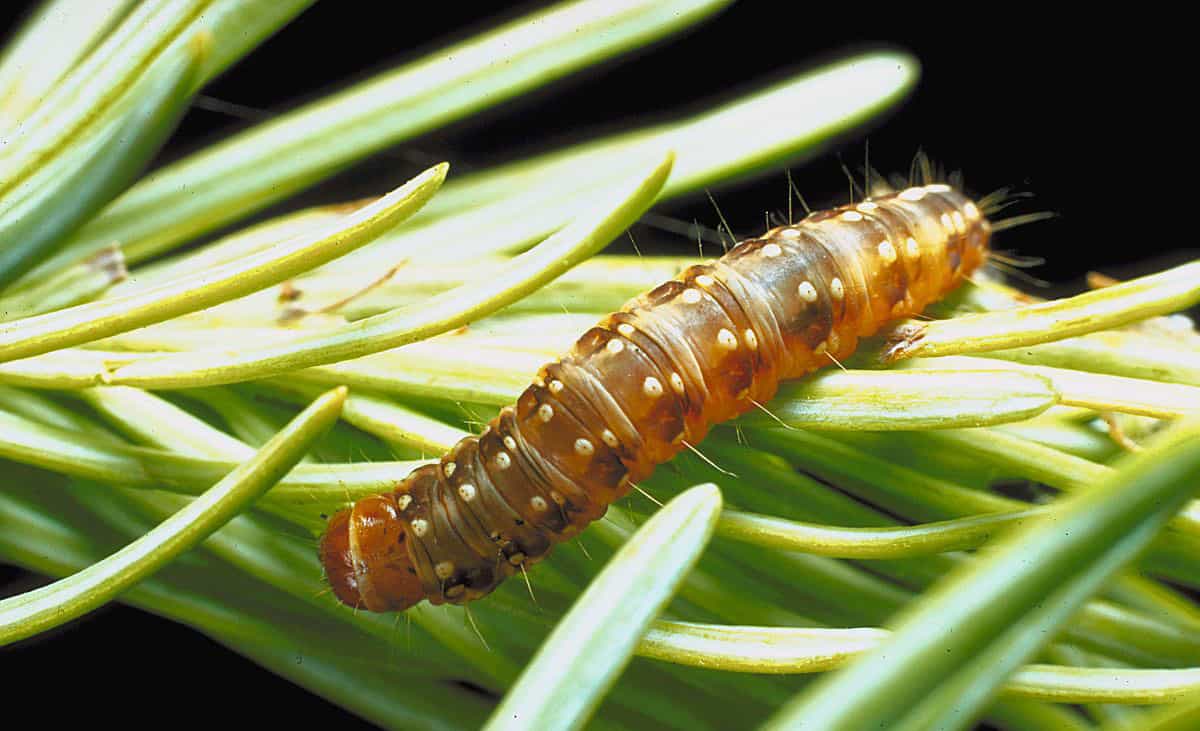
977, 187, 1035, 216
988, 211, 1057, 232
682, 439, 738, 478
907, 149, 923, 186
638, 211, 725, 247
630, 482, 663, 507
865, 164, 893, 197
519, 561, 539, 606
705, 189, 737, 251
839, 157, 867, 203
909, 148, 938, 187
750, 398, 797, 431
786, 169, 812, 222
463, 604, 490, 650
989, 250, 1046, 268
986, 258, 1051, 288
824, 350, 848, 372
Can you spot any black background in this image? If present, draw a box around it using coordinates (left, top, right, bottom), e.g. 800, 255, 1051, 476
1, 2, 1188, 728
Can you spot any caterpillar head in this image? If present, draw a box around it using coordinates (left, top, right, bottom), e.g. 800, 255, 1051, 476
319, 493, 425, 612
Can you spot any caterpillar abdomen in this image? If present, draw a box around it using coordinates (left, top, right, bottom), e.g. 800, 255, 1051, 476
320, 184, 991, 611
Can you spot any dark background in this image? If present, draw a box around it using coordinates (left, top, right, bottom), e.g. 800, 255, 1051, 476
1, 2, 1187, 727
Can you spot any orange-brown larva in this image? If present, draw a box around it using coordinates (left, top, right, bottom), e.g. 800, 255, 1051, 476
319, 183, 992, 612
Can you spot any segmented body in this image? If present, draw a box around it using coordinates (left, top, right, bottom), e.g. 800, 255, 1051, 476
320, 183, 991, 612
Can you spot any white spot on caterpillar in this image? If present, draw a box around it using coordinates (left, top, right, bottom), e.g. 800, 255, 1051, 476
743, 328, 758, 350
503, 435, 517, 451
964, 201, 980, 219
410, 518, 429, 537
507, 552, 526, 566
397, 494, 413, 511
681, 288, 703, 304
840, 210, 863, 222
798, 281, 818, 303
925, 183, 951, 193
717, 328, 738, 350
670, 372, 686, 394
574, 438, 594, 456
830, 277, 845, 300
458, 483, 476, 501
643, 376, 663, 398
537, 403, 554, 422
443, 462, 456, 478
878, 240, 898, 264
601, 429, 619, 448
530, 496, 548, 512
828, 331, 841, 352
617, 323, 635, 338
905, 237, 920, 258
762, 243, 782, 258
780, 228, 802, 240
695, 274, 715, 287
606, 338, 625, 354
548, 379, 564, 394
434, 561, 455, 580
494, 452, 511, 470
857, 201, 879, 212
899, 187, 926, 201
951, 210, 966, 232
940, 212, 954, 231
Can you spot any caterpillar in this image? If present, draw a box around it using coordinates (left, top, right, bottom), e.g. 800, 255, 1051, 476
320, 182, 991, 611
